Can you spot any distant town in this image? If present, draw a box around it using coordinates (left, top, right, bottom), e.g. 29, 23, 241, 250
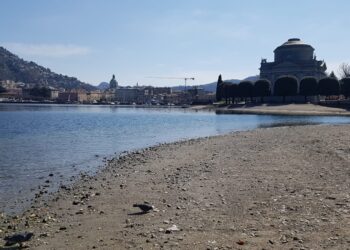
0, 76, 216, 105
0, 46, 216, 105
1, 38, 350, 107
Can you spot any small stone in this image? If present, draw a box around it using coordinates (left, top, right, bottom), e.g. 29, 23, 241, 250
280, 235, 288, 243
59, 226, 67, 230
76, 209, 84, 215
40, 233, 49, 237
165, 225, 179, 234
236, 240, 245, 245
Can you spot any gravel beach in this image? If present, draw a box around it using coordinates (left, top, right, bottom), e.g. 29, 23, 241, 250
216, 103, 350, 116
1, 124, 350, 249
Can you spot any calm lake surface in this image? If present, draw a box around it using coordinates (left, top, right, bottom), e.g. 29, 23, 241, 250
1, 103, 350, 214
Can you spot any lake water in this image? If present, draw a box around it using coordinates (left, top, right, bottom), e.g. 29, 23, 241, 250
1, 103, 350, 214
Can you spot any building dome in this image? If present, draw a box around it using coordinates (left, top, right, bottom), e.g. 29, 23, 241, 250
274, 38, 314, 63
279, 38, 311, 47
109, 74, 118, 89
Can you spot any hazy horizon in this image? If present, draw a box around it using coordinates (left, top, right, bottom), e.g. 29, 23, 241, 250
1, 0, 350, 87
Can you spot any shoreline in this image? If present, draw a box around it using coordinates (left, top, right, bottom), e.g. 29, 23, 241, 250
2, 102, 350, 116
1, 124, 350, 249
215, 103, 350, 116
215, 108, 350, 116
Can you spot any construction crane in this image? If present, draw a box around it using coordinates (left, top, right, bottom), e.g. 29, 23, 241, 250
146, 76, 195, 91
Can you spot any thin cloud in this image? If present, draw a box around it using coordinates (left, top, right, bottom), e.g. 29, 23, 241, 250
2, 43, 91, 58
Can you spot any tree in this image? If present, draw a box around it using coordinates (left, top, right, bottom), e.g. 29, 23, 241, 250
338, 63, 350, 79
228, 83, 239, 104
299, 77, 318, 102
222, 83, 230, 104
318, 77, 340, 98
329, 71, 337, 79
0, 85, 6, 93
253, 79, 271, 103
238, 81, 254, 103
29, 86, 51, 98
216, 75, 223, 102
340, 77, 350, 99
274, 76, 298, 103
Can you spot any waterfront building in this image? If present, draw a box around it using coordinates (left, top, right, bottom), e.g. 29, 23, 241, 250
102, 90, 115, 102
48, 87, 59, 100
116, 87, 141, 104
86, 90, 103, 103
0, 87, 22, 99
0, 80, 19, 89
260, 38, 327, 93
57, 92, 78, 103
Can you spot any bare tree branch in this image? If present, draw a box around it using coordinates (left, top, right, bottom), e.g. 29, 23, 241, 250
338, 63, 350, 79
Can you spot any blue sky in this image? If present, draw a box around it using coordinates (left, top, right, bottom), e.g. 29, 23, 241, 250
1, 0, 350, 86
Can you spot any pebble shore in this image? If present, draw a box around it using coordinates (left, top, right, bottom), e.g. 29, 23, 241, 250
1, 124, 350, 249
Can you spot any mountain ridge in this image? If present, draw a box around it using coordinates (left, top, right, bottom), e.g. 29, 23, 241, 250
0, 46, 96, 91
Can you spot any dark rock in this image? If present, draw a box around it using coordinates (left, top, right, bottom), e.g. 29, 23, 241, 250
4, 232, 34, 246
72, 200, 80, 205
236, 240, 245, 245
39, 233, 49, 237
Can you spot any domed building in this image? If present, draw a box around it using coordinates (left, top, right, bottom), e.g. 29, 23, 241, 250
260, 38, 327, 92
109, 74, 118, 89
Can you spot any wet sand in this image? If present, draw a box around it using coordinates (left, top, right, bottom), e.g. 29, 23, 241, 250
1, 124, 350, 249
216, 103, 350, 116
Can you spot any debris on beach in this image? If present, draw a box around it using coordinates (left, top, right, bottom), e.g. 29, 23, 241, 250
132, 203, 154, 213
165, 224, 180, 234
4, 231, 34, 247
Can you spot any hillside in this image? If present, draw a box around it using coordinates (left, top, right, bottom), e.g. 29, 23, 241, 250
97, 82, 109, 90
0, 47, 96, 91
